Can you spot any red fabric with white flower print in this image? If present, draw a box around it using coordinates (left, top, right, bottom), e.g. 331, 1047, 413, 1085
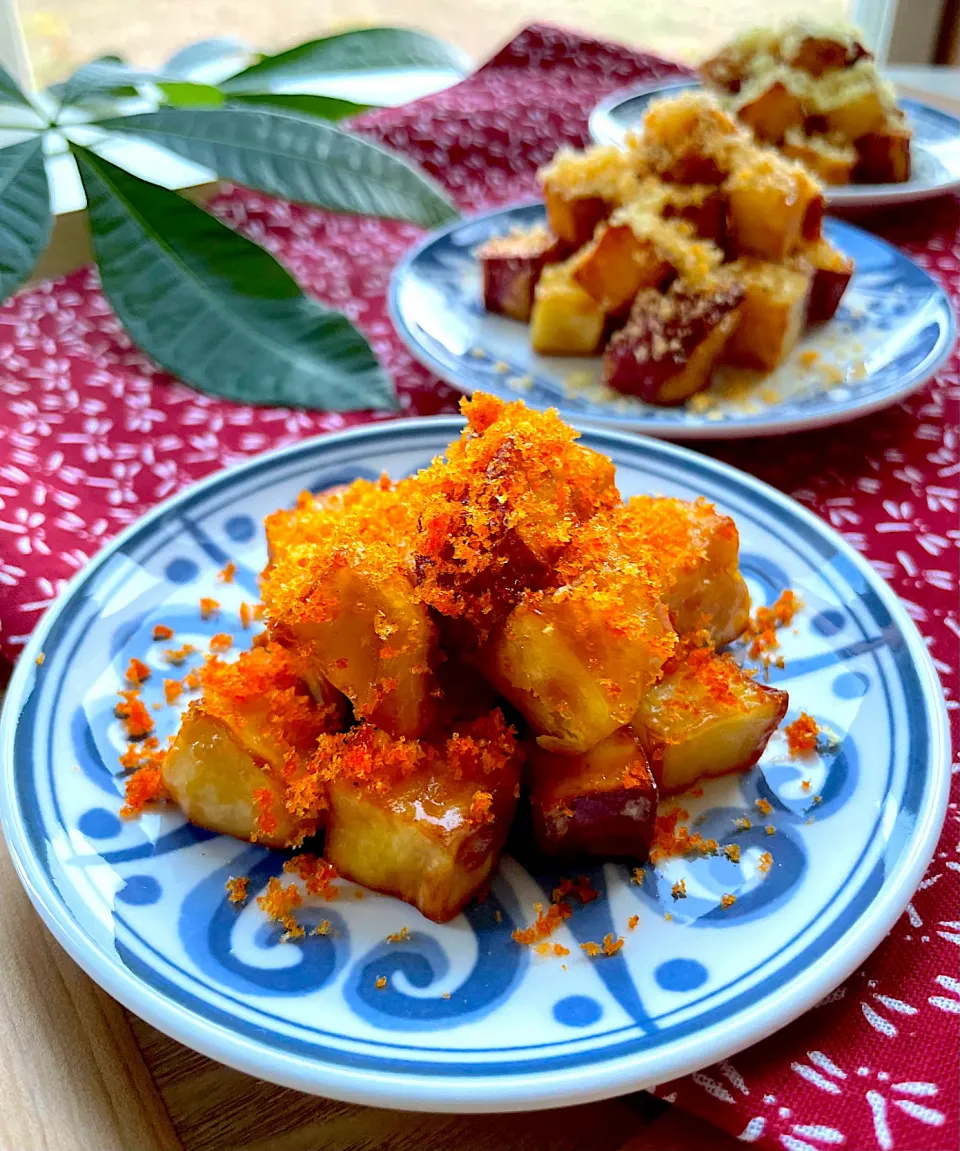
0, 25, 957, 1151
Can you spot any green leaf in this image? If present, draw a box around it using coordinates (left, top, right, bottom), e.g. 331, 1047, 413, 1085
221, 27, 467, 93
0, 138, 52, 299
163, 37, 251, 78
55, 56, 144, 105
0, 63, 34, 110
226, 91, 371, 121
157, 81, 225, 108
96, 106, 458, 227
72, 145, 396, 412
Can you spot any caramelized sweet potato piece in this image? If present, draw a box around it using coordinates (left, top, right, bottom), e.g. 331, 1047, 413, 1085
544, 189, 609, 248
572, 223, 671, 314
319, 713, 521, 922
783, 33, 869, 76
640, 91, 742, 185
698, 28, 781, 94
262, 479, 439, 740
782, 129, 856, 185
623, 495, 751, 646
792, 237, 854, 324
633, 648, 788, 794
721, 259, 813, 371
726, 152, 824, 259
736, 80, 806, 143
478, 517, 674, 754
855, 117, 911, 183
539, 145, 641, 245
530, 264, 606, 355
528, 726, 657, 859
163, 643, 338, 847
603, 284, 744, 405
823, 86, 888, 139
479, 225, 567, 321
661, 184, 727, 246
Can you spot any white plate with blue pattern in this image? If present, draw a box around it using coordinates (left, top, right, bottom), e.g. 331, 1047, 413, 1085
390, 205, 953, 440
590, 78, 960, 210
0, 419, 950, 1111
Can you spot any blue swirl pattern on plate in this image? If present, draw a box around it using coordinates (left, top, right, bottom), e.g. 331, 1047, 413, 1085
389, 203, 953, 439
0, 419, 949, 1110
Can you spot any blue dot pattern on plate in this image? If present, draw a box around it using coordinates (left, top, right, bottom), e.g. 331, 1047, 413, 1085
224, 515, 255, 543
554, 995, 603, 1028
811, 609, 845, 636
165, 557, 199, 584
833, 671, 870, 698
3, 417, 946, 1110
117, 875, 162, 905
78, 807, 122, 839
655, 959, 709, 992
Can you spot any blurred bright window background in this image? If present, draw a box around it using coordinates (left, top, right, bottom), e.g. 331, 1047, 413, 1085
17, 0, 856, 86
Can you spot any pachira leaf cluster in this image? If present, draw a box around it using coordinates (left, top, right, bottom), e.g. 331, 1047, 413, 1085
0, 29, 464, 411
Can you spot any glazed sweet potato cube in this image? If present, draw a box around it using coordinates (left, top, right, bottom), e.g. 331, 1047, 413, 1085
641, 91, 742, 185
603, 284, 744, 405
726, 153, 824, 259
721, 259, 813, 371
736, 80, 805, 143
261, 482, 439, 740
855, 118, 911, 184
320, 713, 521, 922
661, 184, 727, 246
162, 643, 338, 847
530, 264, 606, 355
698, 28, 781, 94
782, 128, 857, 185
528, 726, 658, 859
782, 31, 869, 76
823, 85, 888, 139
479, 226, 567, 321
622, 495, 751, 646
544, 189, 609, 248
572, 223, 671, 314
413, 394, 619, 645
792, 238, 854, 324
478, 532, 675, 754
632, 648, 788, 795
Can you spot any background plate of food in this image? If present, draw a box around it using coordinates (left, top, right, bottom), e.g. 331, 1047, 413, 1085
0, 400, 950, 1112
589, 19, 960, 210
390, 202, 952, 438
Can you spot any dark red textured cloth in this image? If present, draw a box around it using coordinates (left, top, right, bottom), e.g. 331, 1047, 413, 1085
0, 24, 956, 1151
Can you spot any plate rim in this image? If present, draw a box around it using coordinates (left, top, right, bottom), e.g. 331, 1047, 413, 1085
388, 203, 956, 440
0, 416, 951, 1113
587, 76, 960, 207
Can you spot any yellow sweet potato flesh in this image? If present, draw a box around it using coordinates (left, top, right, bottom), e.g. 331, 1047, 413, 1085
530, 266, 606, 355
721, 259, 812, 371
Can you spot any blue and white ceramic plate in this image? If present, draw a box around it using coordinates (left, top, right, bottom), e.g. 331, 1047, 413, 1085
389, 206, 954, 439
0, 420, 950, 1112
589, 78, 960, 209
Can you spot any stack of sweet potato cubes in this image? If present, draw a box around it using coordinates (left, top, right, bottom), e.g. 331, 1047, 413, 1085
161, 396, 788, 923
479, 92, 854, 404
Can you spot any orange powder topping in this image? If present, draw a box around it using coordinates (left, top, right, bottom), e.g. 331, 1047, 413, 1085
152, 624, 174, 641
758, 852, 773, 873
199, 597, 220, 620
120, 765, 165, 818
183, 669, 202, 691
125, 657, 151, 685
283, 854, 339, 900
469, 790, 495, 825
217, 561, 236, 583
627, 915, 639, 930
785, 712, 820, 754
672, 878, 687, 899
375, 976, 387, 989
164, 644, 196, 666
239, 602, 254, 629
116, 689, 154, 739
386, 927, 410, 944
513, 899, 572, 945
225, 876, 249, 904
649, 808, 719, 864
209, 632, 232, 652
256, 877, 303, 939
724, 843, 741, 864
755, 797, 773, 815
581, 933, 624, 958
720, 893, 736, 908
743, 589, 802, 662
164, 679, 182, 705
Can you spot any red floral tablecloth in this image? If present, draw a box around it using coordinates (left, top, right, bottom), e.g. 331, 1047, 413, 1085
0, 24, 957, 1151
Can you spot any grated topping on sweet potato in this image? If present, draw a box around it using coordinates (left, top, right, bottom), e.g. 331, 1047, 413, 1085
784, 711, 819, 753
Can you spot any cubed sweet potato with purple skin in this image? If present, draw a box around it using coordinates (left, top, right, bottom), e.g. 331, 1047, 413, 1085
736, 81, 806, 144
572, 224, 672, 314
855, 120, 911, 184
528, 726, 658, 860
544, 187, 609, 247
479, 227, 568, 322
795, 238, 854, 325
662, 186, 727, 247
603, 284, 745, 405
